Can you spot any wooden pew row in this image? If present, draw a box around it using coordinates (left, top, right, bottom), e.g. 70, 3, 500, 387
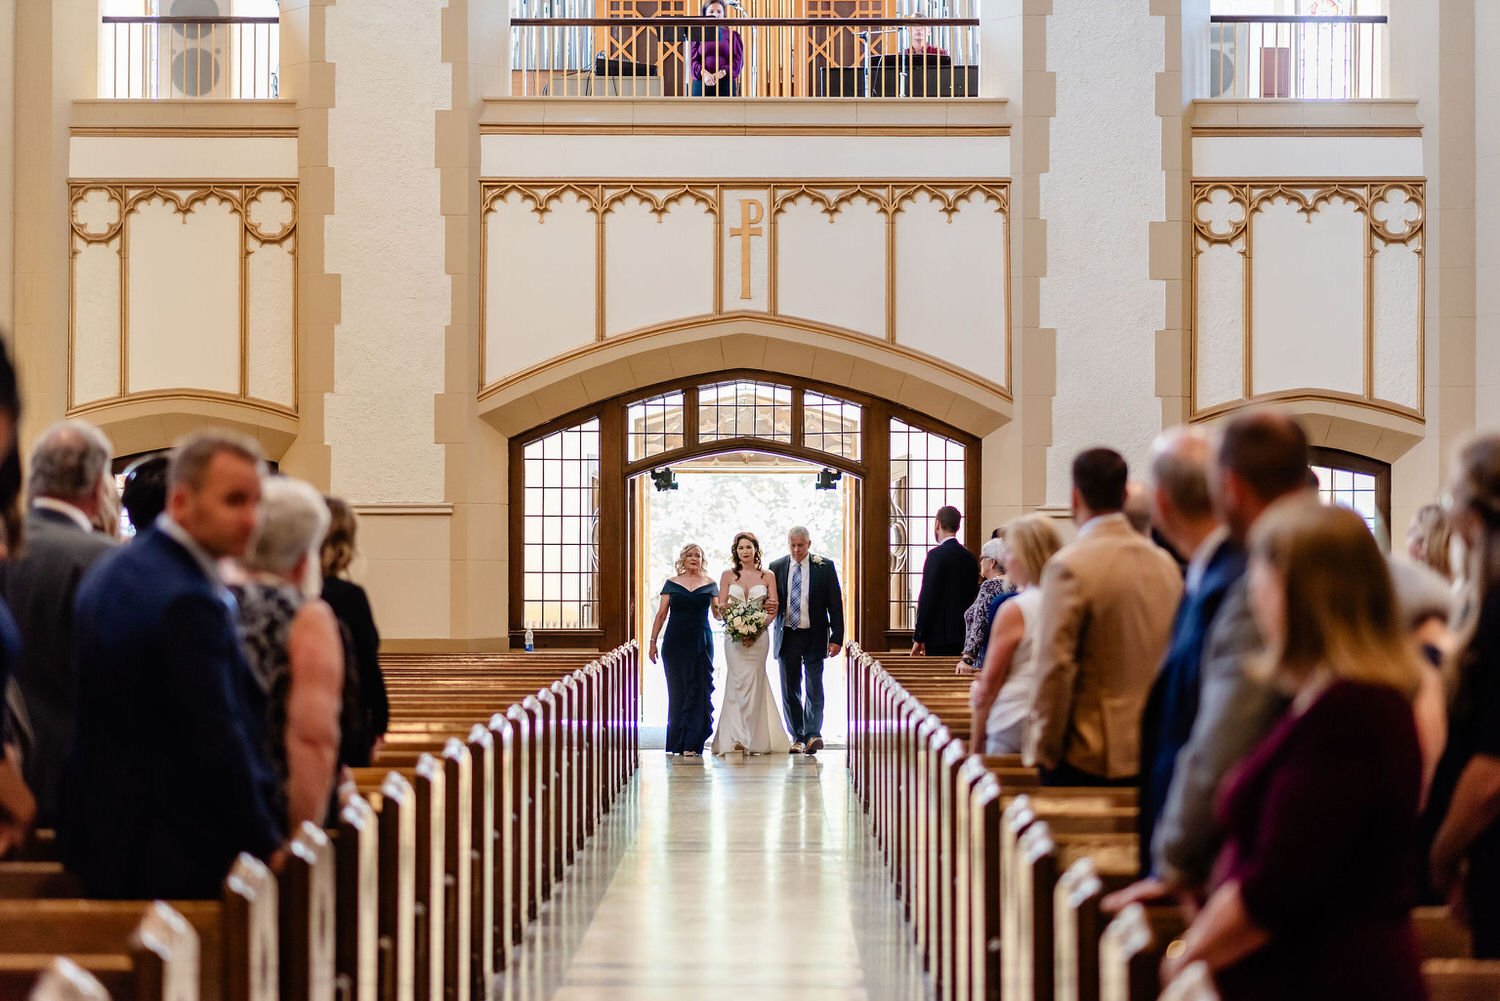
2, 643, 640, 1001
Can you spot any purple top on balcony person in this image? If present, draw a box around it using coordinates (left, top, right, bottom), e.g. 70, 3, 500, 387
687, 0, 743, 96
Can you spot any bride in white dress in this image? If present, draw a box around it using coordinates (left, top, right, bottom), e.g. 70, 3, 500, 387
710, 532, 793, 755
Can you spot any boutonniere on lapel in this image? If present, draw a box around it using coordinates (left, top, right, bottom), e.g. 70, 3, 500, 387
811, 555, 825, 566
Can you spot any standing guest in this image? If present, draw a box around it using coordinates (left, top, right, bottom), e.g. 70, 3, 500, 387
1133, 428, 1244, 877
321, 496, 388, 765
648, 544, 717, 757
231, 477, 345, 833
1116, 410, 1308, 908
120, 453, 169, 537
1124, 481, 1153, 535
1159, 500, 1427, 1001
1407, 503, 1454, 582
0, 421, 117, 828
0, 340, 34, 858
91, 472, 122, 540
63, 430, 282, 899
969, 515, 1062, 754
911, 505, 979, 657
770, 527, 845, 754
687, 1, 742, 96
955, 536, 1015, 675
1026, 448, 1182, 786
1429, 434, 1500, 956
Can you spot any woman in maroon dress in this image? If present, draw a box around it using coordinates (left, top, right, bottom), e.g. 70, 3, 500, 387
1160, 498, 1428, 1001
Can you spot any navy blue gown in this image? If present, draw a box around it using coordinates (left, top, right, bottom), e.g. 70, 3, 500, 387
660, 580, 716, 754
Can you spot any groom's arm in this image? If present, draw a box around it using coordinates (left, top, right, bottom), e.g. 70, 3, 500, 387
825, 563, 845, 647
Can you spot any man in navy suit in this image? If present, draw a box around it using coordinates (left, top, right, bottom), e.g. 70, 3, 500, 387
911, 505, 980, 656
770, 527, 844, 755
62, 430, 282, 899
1132, 428, 1245, 877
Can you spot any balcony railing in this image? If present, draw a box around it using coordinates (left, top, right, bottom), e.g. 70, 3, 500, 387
510, 16, 980, 98
1207, 14, 1387, 100
101, 16, 279, 99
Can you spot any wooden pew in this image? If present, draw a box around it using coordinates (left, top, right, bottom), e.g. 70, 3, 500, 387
0, 854, 277, 1001
23, 956, 115, 1001
334, 797, 379, 1001
1098, 902, 1187, 1001
281, 822, 338, 1001
0, 902, 195, 1001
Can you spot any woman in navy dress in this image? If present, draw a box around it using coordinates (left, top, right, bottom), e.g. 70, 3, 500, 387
648, 544, 717, 757
1161, 500, 1428, 1001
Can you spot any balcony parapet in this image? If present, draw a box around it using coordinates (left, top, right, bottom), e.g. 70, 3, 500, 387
480, 95, 1008, 136
1191, 98, 1419, 136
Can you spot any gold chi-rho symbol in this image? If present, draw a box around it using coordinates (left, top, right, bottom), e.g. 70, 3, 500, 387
729, 198, 763, 301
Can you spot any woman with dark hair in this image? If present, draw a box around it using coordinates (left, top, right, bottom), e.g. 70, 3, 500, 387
320, 496, 388, 765
0, 338, 36, 856
1430, 434, 1500, 956
687, 0, 742, 96
710, 532, 789, 756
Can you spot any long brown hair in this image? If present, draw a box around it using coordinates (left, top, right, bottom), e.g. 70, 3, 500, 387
1446, 434, 1500, 691
320, 495, 359, 578
730, 532, 762, 577
1249, 497, 1422, 699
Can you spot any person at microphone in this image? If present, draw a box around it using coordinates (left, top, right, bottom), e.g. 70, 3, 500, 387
688, 0, 743, 96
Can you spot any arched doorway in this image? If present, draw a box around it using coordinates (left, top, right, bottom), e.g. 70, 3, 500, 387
507, 369, 981, 654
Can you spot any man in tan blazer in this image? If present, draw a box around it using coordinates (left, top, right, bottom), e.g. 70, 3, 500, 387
1025, 447, 1183, 785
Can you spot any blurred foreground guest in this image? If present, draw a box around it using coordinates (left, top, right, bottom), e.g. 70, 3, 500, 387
321, 497, 387, 765
63, 430, 281, 898
91, 472, 121, 540
1135, 428, 1244, 878
1430, 434, 1500, 956
1160, 500, 1426, 1001
1407, 503, 1454, 581
0, 339, 34, 857
1026, 448, 1182, 785
969, 515, 1062, 754
0, 421, 116, 827
120, 453, 169, 537
233, 477, 344, 832
957, 536, 1015, 674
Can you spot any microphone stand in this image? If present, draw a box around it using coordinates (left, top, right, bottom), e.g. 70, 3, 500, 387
854, 27, 894, 98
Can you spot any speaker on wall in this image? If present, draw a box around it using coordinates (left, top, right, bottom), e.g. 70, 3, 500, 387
160, 0, 226, 98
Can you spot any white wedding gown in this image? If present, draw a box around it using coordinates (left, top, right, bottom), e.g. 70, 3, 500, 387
710, 584, 792, 755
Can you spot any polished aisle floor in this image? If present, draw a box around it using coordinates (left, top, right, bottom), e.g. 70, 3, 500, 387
498, 751, 929, 1001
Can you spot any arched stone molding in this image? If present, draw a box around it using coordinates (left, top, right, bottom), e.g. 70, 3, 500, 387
477, 312, 1013, 439
68, 394, 299, 461
1190, 393, 1423, 464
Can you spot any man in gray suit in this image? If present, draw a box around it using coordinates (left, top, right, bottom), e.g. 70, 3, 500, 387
1105, 409, 1309, 911
0, 421, 116, 826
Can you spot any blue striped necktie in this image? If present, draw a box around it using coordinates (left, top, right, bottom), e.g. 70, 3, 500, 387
790, 561, 803, 629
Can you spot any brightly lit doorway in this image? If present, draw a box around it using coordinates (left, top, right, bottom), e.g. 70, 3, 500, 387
633, 452, 859, 750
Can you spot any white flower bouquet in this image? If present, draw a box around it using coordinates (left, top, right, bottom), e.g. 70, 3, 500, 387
723, 597, 769, 646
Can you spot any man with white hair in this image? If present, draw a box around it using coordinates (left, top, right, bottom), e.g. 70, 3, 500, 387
770, 527, 845, 754
0, 420, 117, 826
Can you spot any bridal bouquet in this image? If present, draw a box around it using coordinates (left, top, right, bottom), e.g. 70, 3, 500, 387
723, 597, 770, 646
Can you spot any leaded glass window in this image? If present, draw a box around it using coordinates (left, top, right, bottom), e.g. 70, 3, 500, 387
627, 391, 686, 462
804, 391, 862, 461
889, 419, 965, 629
522, 418, 601, 629
697, 380, 793, 443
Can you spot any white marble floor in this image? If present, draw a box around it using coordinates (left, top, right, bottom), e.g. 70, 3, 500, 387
497, 751, 929, 1001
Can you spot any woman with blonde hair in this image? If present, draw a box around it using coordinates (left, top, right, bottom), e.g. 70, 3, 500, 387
968, 514, 1062, 754
1160, 499, 1426, 1000
1429, 433, 1500, 956
1407, 502, 1454, 581
648, 543, 717, 757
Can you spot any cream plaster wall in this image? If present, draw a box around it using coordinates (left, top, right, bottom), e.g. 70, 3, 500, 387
1191, 136, 1423, 178
480, 134, 1011, 180
322, 0, 450, 504
1249, 198, 1365, 399
484, 192, 596, 381
1478, 1, 1500, 430
69, 135, 298, 179
1040, 0, 1165, 502
247, 241, 296, 407
72, 241, 120, 403
1372, 241, 1422, 410
603, 199, 715, 338
1194, 242, 1244, 410
894, 193, 1007, 386
0, 0, 14, 338
776, 198, 886, 340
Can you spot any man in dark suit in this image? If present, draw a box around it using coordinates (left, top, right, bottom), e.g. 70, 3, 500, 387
62, 429, 282, 899
770, 526, 844, 754
1133, 428, 1245, 876
0, 421, 117, 826
911, 505, 979, 657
